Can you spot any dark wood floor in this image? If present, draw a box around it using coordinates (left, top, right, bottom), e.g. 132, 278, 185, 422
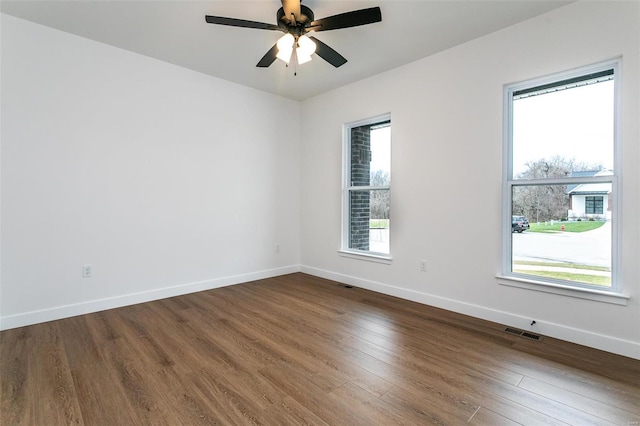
2, 273, 639, 425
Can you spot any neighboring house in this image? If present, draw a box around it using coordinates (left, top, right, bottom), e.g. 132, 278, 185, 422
567, 170, 612, 220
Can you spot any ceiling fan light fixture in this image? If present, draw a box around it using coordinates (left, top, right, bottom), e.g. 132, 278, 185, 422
297, 35, 316, 56
276, 47, 293, 64
297, 52, 313, 64
206, 3, 382, 69
295, 35, 316, 65
276, 33, 295, 64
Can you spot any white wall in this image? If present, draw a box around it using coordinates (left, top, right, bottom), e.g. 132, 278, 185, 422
2, 2, 639, 360
1, 14, 300, 328
300, 1, 640, 359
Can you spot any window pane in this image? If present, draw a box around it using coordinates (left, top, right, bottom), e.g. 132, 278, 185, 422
511, 184, 611, 287
349, 189, 390, 254
512, 78, 614, 179
350, 123, 390, 187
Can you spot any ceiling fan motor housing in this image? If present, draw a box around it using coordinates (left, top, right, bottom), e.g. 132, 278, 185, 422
277, 5, 314, 35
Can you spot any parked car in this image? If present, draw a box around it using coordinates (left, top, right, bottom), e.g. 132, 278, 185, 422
512, 215, 530, 233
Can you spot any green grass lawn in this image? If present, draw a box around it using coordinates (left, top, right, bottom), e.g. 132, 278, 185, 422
513, 260, 610, 272
513, 260, 611, 286
513, 269, 611, 286
370, 219, 390, 229
528, 221, 605, 233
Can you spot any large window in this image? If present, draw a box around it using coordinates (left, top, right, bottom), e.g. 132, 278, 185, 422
503, 61, 620, 294
342, 115, 391, 257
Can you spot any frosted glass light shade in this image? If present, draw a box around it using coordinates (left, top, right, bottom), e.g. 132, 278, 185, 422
297, 35, 316, 57
276, 33, 295, 64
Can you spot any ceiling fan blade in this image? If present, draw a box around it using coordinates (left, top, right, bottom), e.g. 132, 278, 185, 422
309, 7, 381, 32
205, 15, 280, 31
256, 43, 279, 68
308, 37, 347, 68
281, 0, 301, 23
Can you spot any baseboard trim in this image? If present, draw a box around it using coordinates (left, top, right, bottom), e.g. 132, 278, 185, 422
300, 265, 640, 360
0, 265, 301, 331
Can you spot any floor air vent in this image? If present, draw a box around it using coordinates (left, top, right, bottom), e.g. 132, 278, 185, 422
521, 332, 542, 341
504, 327, 542, 341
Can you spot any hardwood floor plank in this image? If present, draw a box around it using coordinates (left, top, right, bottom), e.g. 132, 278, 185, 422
2, 273, 639, 426
328, 382, 408, 425
207, 286, 396, 398
328, 302, 529, 388
499, 348, 640, 412
257, 365, 374, 425
1, 327, 33, 424
57, 315, 140, 425
467, 393, 568, 426
381, 384, 475, 424
203, 290, 353, 388
295, 276, 640, 411
189, 368, 266, 425
28, 322, 84, 425
225, 283, 353, 345
111, 315, 240, 424
512, 339, 640, 386
494, 381, 618, 426
468, 406, 523, 425
344, 333, 524, 388
260, 395, 331, 426
99, 334, 181, 424
332, 337, 480, 420
456, 363, 617, 426
518, 376, 639, 424
256, 276, 348, 319
340, 333, 570, 424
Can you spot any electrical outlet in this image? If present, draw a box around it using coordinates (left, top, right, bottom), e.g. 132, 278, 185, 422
275, 244, 280, 253
420, 260, 427, 272
82, 264, 92, 278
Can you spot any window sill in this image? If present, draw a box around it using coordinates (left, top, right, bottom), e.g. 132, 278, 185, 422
496, 275, 629, 305
338, 250, 392, 265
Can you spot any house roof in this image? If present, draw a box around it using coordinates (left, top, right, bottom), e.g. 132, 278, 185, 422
567, 184, 611, 195
567, 170, 612, 194
570, 170, 601, 178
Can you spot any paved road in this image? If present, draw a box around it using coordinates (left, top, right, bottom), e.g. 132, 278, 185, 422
512, 222, 611, 268
370, 228, 389, 254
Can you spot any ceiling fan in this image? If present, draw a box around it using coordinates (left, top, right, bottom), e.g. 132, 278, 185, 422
205, 0, 382, 68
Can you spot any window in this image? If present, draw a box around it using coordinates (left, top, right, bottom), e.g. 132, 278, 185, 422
502, 60, 621, 296
585, 196, 604, 215
342, 115, 391, 258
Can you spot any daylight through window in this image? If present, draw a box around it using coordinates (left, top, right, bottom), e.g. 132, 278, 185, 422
504, 61, 619, 291
342, 116, 391, 257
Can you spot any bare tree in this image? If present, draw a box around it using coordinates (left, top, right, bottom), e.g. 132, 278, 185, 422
513, 156, 601, 222
370, 170, 390, 220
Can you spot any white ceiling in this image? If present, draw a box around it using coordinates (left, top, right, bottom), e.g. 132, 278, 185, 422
1, 0, 571, 101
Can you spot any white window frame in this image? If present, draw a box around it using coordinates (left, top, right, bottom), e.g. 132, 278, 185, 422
340, 113, 391, 263
498, 59, 628, 305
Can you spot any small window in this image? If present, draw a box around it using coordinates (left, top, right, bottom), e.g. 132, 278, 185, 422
503, 60, 619, 293
342, 115, 391, 257
585, 196, 604, 215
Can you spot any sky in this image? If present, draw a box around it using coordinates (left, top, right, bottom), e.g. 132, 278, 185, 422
512, 79, 614, 176
370, 125, 391, 176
